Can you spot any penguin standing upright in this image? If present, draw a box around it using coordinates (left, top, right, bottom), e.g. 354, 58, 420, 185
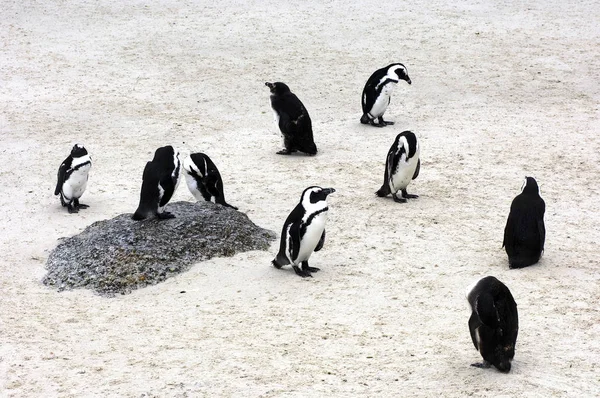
360, 63, 411, 127
272, 186, 335, 277
132, 145, 181, 220
183, 153, 237, 210
503, 177, 546, 269
265, 82, 317, 155
54, 144, 92, 213
466, 276, 519, 373
376, 131, 420, 203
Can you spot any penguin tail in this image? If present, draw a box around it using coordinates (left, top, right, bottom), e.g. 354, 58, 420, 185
272, 259, 283, 269
375, 186, 389, 197
131, 209, 147, 221
360, 114, 370, 124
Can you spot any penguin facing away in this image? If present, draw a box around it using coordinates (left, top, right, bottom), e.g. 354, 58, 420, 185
54, 144, 92, 213
466, 276, 519, 373
360, 63, 411, 127
272, 186, 335, 278
132, 145, 181, 221
265, 82, 318, 155
183, 153, 237, 210
376, 131, 420, 203
503, 177, 546, 269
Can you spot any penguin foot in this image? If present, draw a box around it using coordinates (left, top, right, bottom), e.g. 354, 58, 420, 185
307, 267, 320, 273
77, 203, 90, 209
67, 206, 79, 214
384, 121, 395, 125
393, 195, 408, 203
276, 149, 293, 155
370, 120, 386, 128
401, 189, 419, 199
470, 361, 491, 369
293, 265, 313, 278
157, 212, 175, 220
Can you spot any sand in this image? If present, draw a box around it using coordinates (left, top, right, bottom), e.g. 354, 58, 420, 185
1, 0, 599, 396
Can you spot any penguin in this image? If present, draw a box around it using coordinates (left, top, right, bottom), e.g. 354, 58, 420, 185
132, 145, 181, 220
376, 131, 420, 203
182, 153, 237, 210
360, 63, 411, 127
466, 276, 519, 373
265, 82, 318, 155
503, 177, 546, 269
54, 144, 92, 214
272, 186, 335, 277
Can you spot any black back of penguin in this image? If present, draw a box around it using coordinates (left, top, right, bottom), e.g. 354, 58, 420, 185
183, 153, 237, 210
466, 276, 518, 373
265, 82, 317, 155
503, 177, 546, 269
132, 145, 180, 220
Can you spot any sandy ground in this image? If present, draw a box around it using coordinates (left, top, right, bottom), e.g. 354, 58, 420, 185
1, 0, 599, 396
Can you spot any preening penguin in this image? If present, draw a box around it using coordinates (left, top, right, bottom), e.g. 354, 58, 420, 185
54, 144, 92, 213
183, 153, 237, 210
265, 81, 317, 155
132, 145, 181, 221
272, 186, 335, 278
376, 131, 420, 203
466, 276, 519, 373
503, 177, 546, 269
360, 63, 411, 127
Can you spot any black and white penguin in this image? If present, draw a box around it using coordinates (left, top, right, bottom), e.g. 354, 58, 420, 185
132, 145, 181, 221
54, 144, 92, 213
360, 63, 411, 127
272, 186, 335, 277
503, 177, 546, 269
376, 131, 420, 203
182, 153, 237, 210
466, 276, 519, 373
265, 81, 317, 155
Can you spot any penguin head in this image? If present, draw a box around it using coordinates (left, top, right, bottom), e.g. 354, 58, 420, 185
300, 186, 335, 208
265, 82, 291, 95
521, 176, 540, 196
390, 63, 411, 85
70, 144, 88, 158
492, 343, 513, 373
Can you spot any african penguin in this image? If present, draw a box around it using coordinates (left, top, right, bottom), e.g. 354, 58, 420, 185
54, 144, 92, 213
466, 276, 519, 373
376, 131, 420, 203
183, 153, 237, 210
132, 145, 181, 221
265, 82, 317, 155
503, 177, 546, 269
272, 186, 335, 278
360, 63, 411, 127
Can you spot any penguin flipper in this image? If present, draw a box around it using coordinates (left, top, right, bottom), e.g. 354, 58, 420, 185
376, 145, 396, 197
314, 230, 326, 252
54, 157, 71, 195
468, 312, 481, 350
412, 158, 421, 180
475, 293, 500, 329
538, 218, 546, 252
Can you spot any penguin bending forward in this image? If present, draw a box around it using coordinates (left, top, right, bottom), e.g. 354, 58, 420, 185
132, 145, 181, 220
503, 177, 546, 269
376, 131, 420, 203
360, 63, 411, 127
265, 82, 317, 155
183, 153, 237, 210
466, 276, 519, 373
54, 144, 92, 213
272, 186, 335, 277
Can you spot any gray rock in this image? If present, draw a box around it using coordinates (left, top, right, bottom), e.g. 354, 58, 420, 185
43, 201, 276, 296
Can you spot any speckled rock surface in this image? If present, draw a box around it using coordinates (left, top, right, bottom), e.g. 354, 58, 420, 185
43, 201, 276, 296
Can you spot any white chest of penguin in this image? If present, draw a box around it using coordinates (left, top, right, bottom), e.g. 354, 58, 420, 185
371, 82, 397, 117
390, 147, 420, 192
298, 212, 327, 261
63, 162, 91, 199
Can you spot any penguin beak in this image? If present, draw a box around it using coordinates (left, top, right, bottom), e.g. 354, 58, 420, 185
406, 77, 412, 85
265, 82, 274, 89
322, 188, 336, 196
